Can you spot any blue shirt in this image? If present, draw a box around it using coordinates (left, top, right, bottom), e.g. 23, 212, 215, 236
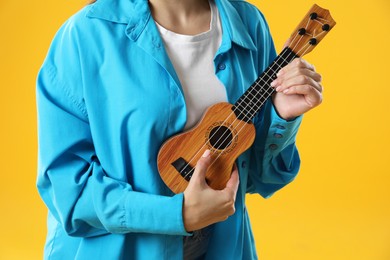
36, 0, 302, 259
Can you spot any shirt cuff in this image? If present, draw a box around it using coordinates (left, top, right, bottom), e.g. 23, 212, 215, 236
124, 192, 191, 236
264, 104, 303, 154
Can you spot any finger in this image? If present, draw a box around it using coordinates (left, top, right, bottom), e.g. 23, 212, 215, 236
283, 84, 323, 107
225, 165, 239, 196
278, 58, 315, 77
274, 74, 322, 94
272, 60, 321, 92
272, 70, 322, 92
190, 149, 212, 186
292, 58, 315, 71
282, 38, 291, 49
277, 67, 322, 84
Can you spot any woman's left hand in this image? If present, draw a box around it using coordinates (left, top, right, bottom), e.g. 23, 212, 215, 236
271, 58, 323, 120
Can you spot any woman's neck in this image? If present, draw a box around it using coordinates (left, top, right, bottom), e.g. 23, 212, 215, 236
149, 0, 211, 35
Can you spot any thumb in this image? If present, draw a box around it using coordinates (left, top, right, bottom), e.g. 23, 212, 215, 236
225, 164, 239, 196
283, 38, 291, 49
189, 149, 212, 187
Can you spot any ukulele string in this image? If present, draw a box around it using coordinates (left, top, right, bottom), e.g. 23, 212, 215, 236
206, 48, 291, 150
297, 41, 316, 61
180, 48, 290, 180
240, 14, 331, 123
314, 19, 325, 26
230, 15, 331, 128
221, 38, 320, 133
179, 47, 291, 179
295, 42, 312, 60
286, 16, 311, 54
224, 23, 304, 130
296, 30, 327, 57
316, 17, 328, 23
181, 47, 293, 180
208, 33, 305, 150
207, 41, 311, 170
206, 16, 324, 158
305, 15, 311, 30
292, 32, 305, 55
182, 14, 327, 180
181, 35, 304, 180
205, 15, 332, 175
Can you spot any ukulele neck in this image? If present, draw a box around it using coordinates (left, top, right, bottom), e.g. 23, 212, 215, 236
232, 47, 299, 123
231, 4, 336, 123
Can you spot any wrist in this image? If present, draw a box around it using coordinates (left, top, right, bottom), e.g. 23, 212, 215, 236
182, 192, 197, 232
271, 99, 298, 121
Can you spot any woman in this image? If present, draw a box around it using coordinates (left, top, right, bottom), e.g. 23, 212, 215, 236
36, 0, 322, 259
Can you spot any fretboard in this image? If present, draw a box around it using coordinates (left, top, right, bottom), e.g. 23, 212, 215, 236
232, 47, 299, 122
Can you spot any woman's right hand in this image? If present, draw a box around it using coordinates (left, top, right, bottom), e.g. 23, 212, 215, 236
183, 150, 240, 232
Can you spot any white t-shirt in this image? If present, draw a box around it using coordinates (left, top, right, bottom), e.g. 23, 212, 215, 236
155, 1, 227, 130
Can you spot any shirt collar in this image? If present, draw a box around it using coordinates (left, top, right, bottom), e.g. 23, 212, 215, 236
86, 0, 138, 24
215, 0, 256, 51
86, 0, 256, 51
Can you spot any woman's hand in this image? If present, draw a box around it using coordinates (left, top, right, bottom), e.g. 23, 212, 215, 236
183, 150, 239, 232
271, 58, 323, 120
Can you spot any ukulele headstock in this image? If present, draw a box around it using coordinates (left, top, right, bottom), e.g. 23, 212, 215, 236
287, 4, 336, 57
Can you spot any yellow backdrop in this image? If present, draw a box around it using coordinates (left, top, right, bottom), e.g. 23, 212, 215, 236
0, 0, 389, 259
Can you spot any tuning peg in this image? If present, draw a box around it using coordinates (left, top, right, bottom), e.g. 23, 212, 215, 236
322, 24, 331, 31
310, 12, 318, 20
309, 38, 317, 45
298, 28, 306, 35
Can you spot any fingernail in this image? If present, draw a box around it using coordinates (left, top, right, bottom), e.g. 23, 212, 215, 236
271, 81, 276, 87
283, 89, 289, 94
202, 149, 211, 158
276, 86, 281, 92
277, 70, 284, 77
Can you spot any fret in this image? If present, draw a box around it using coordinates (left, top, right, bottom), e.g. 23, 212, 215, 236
232, 47, 299, 122
261, 73, 273, 83
158, 4, 336, 194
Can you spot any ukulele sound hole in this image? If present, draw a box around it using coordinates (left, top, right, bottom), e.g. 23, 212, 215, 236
208, 126, 233, 150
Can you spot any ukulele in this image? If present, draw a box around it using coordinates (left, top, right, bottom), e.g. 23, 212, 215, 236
158, 4, 336, 194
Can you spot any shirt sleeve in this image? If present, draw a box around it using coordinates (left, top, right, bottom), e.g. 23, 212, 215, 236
246, 100, 302, 198
36, 20, 190, 238
245, 9, 302, 197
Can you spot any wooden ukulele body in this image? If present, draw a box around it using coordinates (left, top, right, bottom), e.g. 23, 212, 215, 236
158, 4, 336, 194
157, 102, 255, 194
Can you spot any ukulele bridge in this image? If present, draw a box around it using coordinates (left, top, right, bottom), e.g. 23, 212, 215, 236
171, 157, 194, 181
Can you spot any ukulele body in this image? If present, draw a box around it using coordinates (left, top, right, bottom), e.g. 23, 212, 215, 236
158, 4, 336, 194
157, 102, 255, 194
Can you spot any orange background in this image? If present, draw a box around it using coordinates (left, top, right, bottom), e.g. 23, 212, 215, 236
0, 0, 389, 259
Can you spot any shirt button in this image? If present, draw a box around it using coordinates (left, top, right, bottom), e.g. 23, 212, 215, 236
127, 25, 136, 35
273, 133, 283, 138
218, 64, 226, 70
269, 144, 278, 150
241, 161, 247, 168
275, 125, 285, 130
